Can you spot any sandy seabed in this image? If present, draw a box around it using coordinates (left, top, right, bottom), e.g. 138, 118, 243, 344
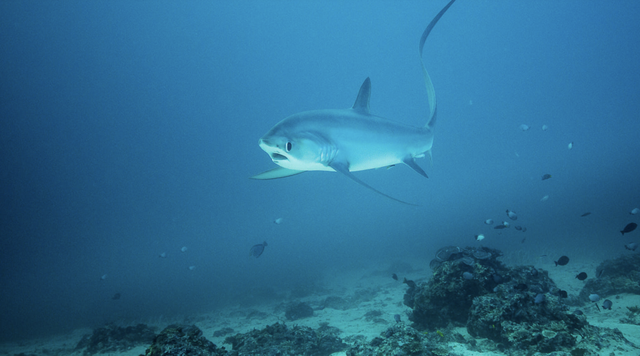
2, 258, 639, 356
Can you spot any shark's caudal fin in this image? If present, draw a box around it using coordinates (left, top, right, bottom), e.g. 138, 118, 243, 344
420, 0, 456, 130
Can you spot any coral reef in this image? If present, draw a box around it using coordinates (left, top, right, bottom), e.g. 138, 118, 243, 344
144, 324, 227, 356
223, 322, 346, 356
407, 246, 508, 330
579, 253, 640, 302
346, 323, 460, 356
400, 246, 639, 354
74, 323, 156, 355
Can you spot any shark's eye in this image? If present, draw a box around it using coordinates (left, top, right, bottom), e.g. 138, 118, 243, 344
285, 142, 292, 152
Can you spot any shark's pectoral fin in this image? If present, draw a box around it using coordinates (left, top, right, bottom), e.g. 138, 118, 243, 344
329, 161, 419, 206
251, 167, 305, 180
403, 157, 428, 178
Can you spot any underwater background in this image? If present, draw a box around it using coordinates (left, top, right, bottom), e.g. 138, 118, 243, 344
1, 0, 639, 343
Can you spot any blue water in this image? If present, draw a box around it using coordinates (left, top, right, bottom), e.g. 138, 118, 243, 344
1, 0, 639, 342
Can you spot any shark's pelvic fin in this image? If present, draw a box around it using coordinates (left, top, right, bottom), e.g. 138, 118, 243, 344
329, 160, 419, 206
403, 157, 429, 178
251, 167, 305, 180
351, 77, 371, 115
419, 0, 456, 130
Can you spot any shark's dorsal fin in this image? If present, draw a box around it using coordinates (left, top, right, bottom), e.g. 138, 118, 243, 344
352, 77, 371, 115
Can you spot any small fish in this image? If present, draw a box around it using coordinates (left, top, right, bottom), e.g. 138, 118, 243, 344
521, 227, 527, 232
534, 293, 545, 304
589, 294, 600, 302
112, 293, 121, 300
494, 225, 507, 230
519, 124, 530, 131
558, 290, 568, 298
541, 124, 548, 131
484, 219, 494, 225
573, 309, 583, 315
101, 274, 108, 281
181, 246, 188, 252
249, 241, 268, 258
392, 273, 398, 281
540, 195, 549, 202
514, 226, 523, 231
575, 272, 587, 281
188, 265, 196, 270
625, 242, 638, 251
274, 218, 283, 224
394, 314, 401, 323
159, 252, 167, 258
580, 212, 591, 217
602, 299, 613, 310
568, 142, 573, 149
492, 273, 503, 283
630, 208, 640, 215
521, 237, 526, 243
597, 269, 605, 278
554, 255, 569, 266
541, 174, 552, 180
506, 209, 518, 220
621, 223, 637, 235
475, 234, 485, 241
463, 272, 474, 280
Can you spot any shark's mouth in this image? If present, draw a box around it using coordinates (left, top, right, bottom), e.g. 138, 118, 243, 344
271, 153, 288, 161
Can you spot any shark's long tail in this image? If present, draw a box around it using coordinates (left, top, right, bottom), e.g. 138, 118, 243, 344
419, 0, 456, 130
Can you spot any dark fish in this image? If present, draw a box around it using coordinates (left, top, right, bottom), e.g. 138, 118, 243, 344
521, 237, 526, 243
392, 273, 398, 281
575, 272, 587, 281
541, 174, 552, 180
602, 299, 613, 310
554, 255, 569, 266
494, 225, 507, 230
514, 283, 528, 291
573, 309, 583, 315
112, 293, 121, 300
514, 226, 523, 231
492, 273, 503, 283
394, 314, 401, 323
621, 223, 637, 235
581, 212, 591, 217
249, 241, 268, 258
558, 290, 568, 298
403, 278, 416, 289
534, 293, 545, 304
625, 243, 638, 251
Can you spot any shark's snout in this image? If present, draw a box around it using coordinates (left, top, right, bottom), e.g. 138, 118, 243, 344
259, 138, 289, 162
